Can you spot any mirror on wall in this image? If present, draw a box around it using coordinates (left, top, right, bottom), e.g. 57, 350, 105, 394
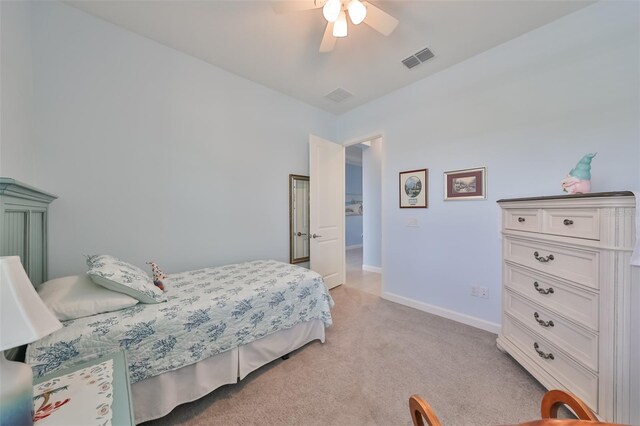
289, 174, 310, 264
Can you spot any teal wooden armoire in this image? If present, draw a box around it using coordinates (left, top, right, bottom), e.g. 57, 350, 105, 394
0, 178, 57, 285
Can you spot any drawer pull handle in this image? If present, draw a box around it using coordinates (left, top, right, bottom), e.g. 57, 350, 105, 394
533, 282, 554, 295
533, 342, 554, 360
534, 312, 554, 327
518, 217, 526, 223
563, 219, 574, 226
533, 251, 554, 262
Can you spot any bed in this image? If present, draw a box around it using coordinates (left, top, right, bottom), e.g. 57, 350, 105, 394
26, 259, 334, 423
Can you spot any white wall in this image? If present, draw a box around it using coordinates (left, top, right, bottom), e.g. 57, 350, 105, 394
0, 1, 36, 182
362, 138, 381, 269
338, 1, 640, 328
27, 2, 336, 277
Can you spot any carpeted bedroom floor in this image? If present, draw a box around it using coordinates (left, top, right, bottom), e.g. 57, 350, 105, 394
145, 285, 546, 426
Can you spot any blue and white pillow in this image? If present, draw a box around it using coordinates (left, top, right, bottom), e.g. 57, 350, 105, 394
86, 255, 167, 304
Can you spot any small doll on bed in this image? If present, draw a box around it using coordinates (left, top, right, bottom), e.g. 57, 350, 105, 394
146, 261, 167, 291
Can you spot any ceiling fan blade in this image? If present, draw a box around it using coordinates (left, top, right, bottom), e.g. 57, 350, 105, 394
319, 21, 336, 52
362, 1, 399, 36
272, 1, 324, 14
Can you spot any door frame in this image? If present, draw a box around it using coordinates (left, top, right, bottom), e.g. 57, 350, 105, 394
341, 132, 385, 292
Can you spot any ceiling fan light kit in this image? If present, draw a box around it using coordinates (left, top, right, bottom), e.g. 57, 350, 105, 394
324, 0, 367, 25
274, 0, 398, 52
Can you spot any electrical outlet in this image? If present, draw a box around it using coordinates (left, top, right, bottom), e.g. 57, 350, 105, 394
479, 287, 489, 299
406, 217, 419, 227
470, 286, 478, 297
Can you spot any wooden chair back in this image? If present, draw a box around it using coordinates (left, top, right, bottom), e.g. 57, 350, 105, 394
409, 394, 442, 426
541, 390, 598, 421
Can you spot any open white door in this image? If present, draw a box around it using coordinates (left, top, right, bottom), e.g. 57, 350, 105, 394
309, 135, 345, 289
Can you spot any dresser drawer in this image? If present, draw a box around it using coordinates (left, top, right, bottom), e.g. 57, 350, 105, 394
504, 265, 599, 331
542, 208, 600, 240
503, 315, 598, 411
505, 209, 540, 233
504, 238, 599, 290
504, 290, 598, 371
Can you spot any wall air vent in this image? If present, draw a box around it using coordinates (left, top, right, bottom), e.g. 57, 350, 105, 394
402, 46, 435, 69
325, 88, 353, 103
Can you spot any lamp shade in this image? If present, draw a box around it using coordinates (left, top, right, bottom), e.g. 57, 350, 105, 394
333, 11, 348, 37
323, 0, 341, 23
0, 256, 62, 351
347, 0, 366, 25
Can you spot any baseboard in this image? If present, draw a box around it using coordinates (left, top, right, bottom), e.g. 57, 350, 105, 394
362, 264, 382, 274
382, 291, 501, 334
346, 244, 363, 250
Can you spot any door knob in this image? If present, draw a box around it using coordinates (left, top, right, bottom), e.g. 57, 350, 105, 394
311, 233, 323, 239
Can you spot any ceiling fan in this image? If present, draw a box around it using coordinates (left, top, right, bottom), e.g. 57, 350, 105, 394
273, 0, 399, 52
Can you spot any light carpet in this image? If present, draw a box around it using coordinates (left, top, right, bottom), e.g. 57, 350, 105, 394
145, 285, 546, 425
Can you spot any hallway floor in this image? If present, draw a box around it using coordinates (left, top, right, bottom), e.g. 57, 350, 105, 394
344, 247, 381, 296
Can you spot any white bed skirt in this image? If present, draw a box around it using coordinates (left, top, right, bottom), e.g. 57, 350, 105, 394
132, 319, 326, 424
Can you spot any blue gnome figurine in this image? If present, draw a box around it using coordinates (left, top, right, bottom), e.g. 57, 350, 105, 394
561, 153, 597, 194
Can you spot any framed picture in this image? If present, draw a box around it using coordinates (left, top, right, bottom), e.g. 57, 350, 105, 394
444, 167, 487, 200
399, 169, 428, 208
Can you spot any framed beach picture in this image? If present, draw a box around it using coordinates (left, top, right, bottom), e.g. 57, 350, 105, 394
444, 167, 486, 200
399, 169, 428, 208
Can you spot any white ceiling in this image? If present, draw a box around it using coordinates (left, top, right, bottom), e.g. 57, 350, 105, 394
66, 0, 595, 114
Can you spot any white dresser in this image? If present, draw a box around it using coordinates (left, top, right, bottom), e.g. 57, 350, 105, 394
496, 192, 639, 424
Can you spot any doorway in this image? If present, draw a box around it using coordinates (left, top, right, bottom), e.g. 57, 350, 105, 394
344, 138, 382, 296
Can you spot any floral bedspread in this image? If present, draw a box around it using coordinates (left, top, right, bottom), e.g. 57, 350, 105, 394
26, 260, 334, 383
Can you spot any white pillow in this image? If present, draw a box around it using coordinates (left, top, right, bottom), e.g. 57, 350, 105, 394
37, 275, 139, 321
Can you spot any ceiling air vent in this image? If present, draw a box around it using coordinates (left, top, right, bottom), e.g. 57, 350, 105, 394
415, 47, 434, 63
325, 88, 353, 103
401, 56, 421, 69
402, 46, 435, 69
